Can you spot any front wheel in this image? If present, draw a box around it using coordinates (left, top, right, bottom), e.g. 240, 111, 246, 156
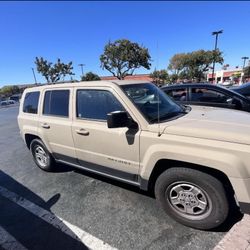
155, 167, 229, 230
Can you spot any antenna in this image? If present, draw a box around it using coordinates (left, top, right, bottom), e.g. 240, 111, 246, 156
157, 88, 161, 137
156, 41, 161, 137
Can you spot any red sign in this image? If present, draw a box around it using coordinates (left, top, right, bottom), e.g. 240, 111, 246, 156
207, 73, 216, 78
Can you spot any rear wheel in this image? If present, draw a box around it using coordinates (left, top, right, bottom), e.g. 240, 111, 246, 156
155, 167, 229, 230
30, 139, 55, 171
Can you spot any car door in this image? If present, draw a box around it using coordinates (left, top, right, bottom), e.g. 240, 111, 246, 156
38, 88, 77, 163
189, 87, 236, 109
71, 87, 140, 181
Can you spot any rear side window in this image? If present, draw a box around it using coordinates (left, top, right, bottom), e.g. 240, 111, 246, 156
43, 90, 69, 117
190, 88, 229, 103
77, 90, 124, 120
23, 91, 40, 114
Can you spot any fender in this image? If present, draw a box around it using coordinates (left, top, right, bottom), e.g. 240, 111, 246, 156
140, 143, 249, 181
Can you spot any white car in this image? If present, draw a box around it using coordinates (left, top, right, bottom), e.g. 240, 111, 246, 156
0, 100, 17, 107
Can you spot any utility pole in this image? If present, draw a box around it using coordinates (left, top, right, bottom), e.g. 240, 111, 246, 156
78, 64, 85, 77
31, 68, 37, 84
240, 56, 249, 84
211, 30, 223, 84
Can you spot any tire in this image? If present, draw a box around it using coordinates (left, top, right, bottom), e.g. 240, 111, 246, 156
155, 167, 229, 230
30, 139, 55, 171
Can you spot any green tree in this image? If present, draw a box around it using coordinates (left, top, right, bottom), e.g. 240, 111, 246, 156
35, 57, 74, 83
150, 69, 170, 86
168, 50, 224, 81
81, 72, 101, 81
169, 73, 178, 83
168, 53, 187, 75
100, 39, 151, 80
0, 85, 20, 96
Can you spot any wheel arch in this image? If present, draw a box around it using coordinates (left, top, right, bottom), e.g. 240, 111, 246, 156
24, 133, 52, 153
24, 134, 41, 149
145, 159, 236, 204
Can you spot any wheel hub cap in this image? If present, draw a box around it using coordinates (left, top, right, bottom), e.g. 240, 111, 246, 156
34, 146, 48, 167
168, 182, 211, 219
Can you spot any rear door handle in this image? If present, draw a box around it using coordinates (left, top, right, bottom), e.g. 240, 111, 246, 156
75, 128, 89, 136
41, 123, 50, 129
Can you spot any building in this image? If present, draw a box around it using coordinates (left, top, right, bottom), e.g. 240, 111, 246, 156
100, 74, 153, 82
206, 67, 244, 85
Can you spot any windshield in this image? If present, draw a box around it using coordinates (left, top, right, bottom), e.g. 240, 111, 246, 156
121, 83, 185, 123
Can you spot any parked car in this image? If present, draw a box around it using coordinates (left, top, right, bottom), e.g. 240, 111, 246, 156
0, 100, 17, 106
161, 83, 250, 112
18, 81, 250, 230
0, 101, 8, 106
230, 82, 250, 99
7, 100, 17, 105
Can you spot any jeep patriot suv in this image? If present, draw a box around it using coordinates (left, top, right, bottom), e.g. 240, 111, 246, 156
18, 81, 250, 230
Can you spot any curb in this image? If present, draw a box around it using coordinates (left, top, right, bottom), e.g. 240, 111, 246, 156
214, 214, 250, 250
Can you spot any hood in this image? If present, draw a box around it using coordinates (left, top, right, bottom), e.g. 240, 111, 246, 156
161, 106, 250, 145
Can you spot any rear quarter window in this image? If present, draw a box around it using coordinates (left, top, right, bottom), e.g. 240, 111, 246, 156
190, 88, 229, 103
23, 91, 40, 114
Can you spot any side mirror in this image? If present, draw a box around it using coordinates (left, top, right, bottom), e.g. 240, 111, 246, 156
107, 111, 137, 128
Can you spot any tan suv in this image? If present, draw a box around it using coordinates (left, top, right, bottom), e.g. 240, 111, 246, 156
18, 81, 250, 230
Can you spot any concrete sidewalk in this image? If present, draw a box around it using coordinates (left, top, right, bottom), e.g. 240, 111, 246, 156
214, 214, 250, 250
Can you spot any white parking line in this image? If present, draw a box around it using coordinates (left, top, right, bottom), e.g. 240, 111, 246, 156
0, 186, 117, 250
0, 225, 28, 250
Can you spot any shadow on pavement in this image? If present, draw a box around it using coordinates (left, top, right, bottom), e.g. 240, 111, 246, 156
0, 170, 88, 250
72, 165, 243, 233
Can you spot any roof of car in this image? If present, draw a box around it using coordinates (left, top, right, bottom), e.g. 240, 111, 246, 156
161, 83, 227, 89
24, 80, 151, 92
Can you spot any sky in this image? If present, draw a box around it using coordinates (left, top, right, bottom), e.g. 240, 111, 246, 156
0, 1, 250, 87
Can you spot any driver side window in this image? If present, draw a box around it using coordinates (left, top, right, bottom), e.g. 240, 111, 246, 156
76, 90, 125, 121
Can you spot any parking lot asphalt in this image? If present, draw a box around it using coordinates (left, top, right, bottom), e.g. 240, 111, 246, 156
0, 106, 229, 250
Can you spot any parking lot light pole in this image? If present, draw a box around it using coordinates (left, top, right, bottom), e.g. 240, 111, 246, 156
211, 30, 223, 84
240, 56, 249, 84
242, 56, 249, 70
78, 64, 85, 78
31, 68, 37, 84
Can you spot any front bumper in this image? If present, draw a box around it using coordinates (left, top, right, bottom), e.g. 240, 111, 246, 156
239, 202, 250, 214
230, 177, 250, 214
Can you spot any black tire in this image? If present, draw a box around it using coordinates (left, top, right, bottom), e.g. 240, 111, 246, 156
155, 167, 229, 230
30, 139, 55, 171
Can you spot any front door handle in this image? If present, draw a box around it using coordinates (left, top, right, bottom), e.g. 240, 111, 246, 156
75, 128, 89, 136
41, 123, 50, 129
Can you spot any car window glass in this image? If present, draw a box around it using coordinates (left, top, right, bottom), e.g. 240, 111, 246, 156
190, 88, 229, 103
43, 90, 69, 117
77, 90, 125, 120
165, 88, 187, 101
23, 91, 40, 114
